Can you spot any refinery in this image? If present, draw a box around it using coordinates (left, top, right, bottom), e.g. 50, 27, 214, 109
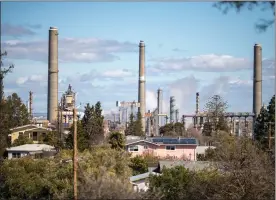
26, 27, 263, 139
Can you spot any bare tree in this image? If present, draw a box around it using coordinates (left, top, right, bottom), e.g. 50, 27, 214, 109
0, 51, 14, 101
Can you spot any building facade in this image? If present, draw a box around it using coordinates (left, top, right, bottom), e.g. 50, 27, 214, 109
126, 137, 198, 161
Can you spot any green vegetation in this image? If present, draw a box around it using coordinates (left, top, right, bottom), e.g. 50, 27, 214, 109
254, 95, 275, 149
12, 135, 33, 147
108, 131, 126, 150
159, 122, 184, 136
125, 112, 144, 136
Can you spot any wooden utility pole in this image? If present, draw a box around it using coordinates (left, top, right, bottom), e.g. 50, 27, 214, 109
73, 107, 78, 200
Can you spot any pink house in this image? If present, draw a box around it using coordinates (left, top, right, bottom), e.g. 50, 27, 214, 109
126, 137, 198, 161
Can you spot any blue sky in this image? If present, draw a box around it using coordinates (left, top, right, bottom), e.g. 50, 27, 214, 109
1, 2, 275, 119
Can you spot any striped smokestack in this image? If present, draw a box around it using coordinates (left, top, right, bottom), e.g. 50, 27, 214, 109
138, 40, 146, 132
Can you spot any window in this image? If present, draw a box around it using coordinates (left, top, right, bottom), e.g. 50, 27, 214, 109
19, 132, 23, 137
144, 145, 148, 149
32, 132, 38, 141
129, 145, 138, 152
42, 133, 46, 138
12, 153, 21, 158
165, 146, 175, 150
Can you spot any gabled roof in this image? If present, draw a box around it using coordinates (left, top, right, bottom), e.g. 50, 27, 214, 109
126, 139, 159, 146
10, 124, 39, 131
6, 144, 55, 152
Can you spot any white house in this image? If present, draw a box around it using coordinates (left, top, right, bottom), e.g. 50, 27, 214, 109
6, 144, 56, 159
129, 171, 159, 192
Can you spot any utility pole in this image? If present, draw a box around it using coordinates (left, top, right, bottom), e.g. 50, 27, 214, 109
73, 107, 78, 200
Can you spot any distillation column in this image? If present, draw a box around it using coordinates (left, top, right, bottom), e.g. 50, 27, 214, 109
253, 44, 262, 139
47, 27, 59, 123
157, 88, 163, 127
138, 40, 146, 132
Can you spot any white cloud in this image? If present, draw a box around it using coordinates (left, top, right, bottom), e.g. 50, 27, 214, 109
101, 69, 133, 78
16, 76, 28, 85
150, 54, 250, 72
2, 37, 137, 63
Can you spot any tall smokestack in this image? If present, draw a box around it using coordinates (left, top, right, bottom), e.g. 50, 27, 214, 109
175, 109, 179, 123
196, 92, 199, 114
253, 44, 262, 118
47, 27, 59, 124
157, 88, 163, 127
253, 44, 262, 139
138, 40, 146, 132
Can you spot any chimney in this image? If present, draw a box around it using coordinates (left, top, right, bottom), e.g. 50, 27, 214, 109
47, 27, 59, 124
138, 40, 146, 133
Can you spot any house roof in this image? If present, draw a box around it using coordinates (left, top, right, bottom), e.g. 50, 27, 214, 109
126, 137, 198, 146
159, 160, 213, 171
6, 144, 55, 152
130, 172, 159, 182
10, 124, 38, 131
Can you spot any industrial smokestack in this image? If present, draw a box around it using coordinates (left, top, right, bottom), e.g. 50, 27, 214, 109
252, 44, 262, 140
253, 44, 262, 118
196, 92, 199, 114
138, 40, 146, 132
157, 88, 163, 127
47, 27, 59, 124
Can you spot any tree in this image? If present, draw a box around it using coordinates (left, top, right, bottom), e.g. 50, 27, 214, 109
65, 121, 89, 152
254, 95, 275, 149
159, 123, 182, 136
254, 106, 269, 145
39, 131, 63, 149
129, 155, 148, 176
0, 93, 29, 157
81, 102, 104, 145
0, 51, 14, 101
108, 132, 126, 150
203, 95, 229, 134
12, 135, 33, 146
133, 112, 144, 136
125, 112, 144, 136
125, 113, 135, 135
213, 1, 275, 32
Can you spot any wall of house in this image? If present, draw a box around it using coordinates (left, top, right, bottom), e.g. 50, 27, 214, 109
127, 142, 197, 161
155, 145, 196, 161
11, 129, 50, 144
7, 151, 29, 159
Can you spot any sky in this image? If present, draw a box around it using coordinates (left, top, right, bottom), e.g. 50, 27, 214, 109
1, 2, 275, 120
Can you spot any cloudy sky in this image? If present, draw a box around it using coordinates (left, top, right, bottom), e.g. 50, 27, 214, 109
1, 2, 275, 118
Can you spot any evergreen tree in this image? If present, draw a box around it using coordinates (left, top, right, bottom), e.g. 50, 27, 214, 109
81, 102, 104, 145
254, 106, 269, 145
267, 95, 275, 137
65, 120, 89, 151
125, 113, 135, 135
133, 112, 144, 136
108, 132, 126, 150
0, 93, 29, 157
254, 95, 275, 148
